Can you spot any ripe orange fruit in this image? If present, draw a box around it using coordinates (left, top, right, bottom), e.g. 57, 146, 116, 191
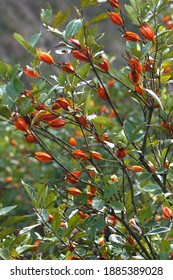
66, 187, 82, 196
140, 23, 155, 41
34, 152, 53, 162
38, 51, 55, 64
116, 148, 127, 159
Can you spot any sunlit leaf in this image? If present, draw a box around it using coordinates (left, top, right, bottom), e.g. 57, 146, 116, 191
145, 88, 163, 108
0, 205, 17, 216
40, 5, 52, 24
109, 234, 124, 245
13, 33, 37, 56
53, 9, 71, 28
144, 227, 170, 236
20, 224, 40, 234
64, 19, 83, 40
21, 180, 36, 200
16, 245, 34, 254
160, 73, 171, 83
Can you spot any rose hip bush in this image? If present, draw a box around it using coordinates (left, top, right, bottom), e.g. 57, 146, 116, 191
0, 0, 173, 260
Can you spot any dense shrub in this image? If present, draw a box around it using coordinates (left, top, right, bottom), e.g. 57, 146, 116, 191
0, 0, 173, 260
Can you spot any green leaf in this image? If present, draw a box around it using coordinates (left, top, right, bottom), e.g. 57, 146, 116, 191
144, 227, 170, 236
92, 197, 104, 210
145, 88, 163, 109
16, 245, 34, 254
20, 224, 39, 234
125, 4, 139, 25
10, 64, 20, 79
160, 73, 172, 83
123, 120, 134, 142
53, 9, 71, 28
72, 231, 87, 240
162, 60, 173, 69
104, 183, 116, 199
130, 0, 138, 9
111, 201, 125, 211
44, 191, 56, 209
157, 167, 168, 175
0, 248, 10, 260
28, 32, 42, 47
0, 105, 11, 119
13, 33, 37, 56
3, 78, 23, 108
84, 92, 91, 114
0, 60, 12, 80
109, 234, 124, 245
35, 184, 48, 208
125, 42, 141, 59
10, 233, 30, 250
21, 180, 36, 200
139, 207, 152, 224
38, 239, 58, 253
0, 205, 17, 216
64, 213, 81, 237
1, 215, 31, 226
163, 50, 173, 59
0, 228, 16, 239
80, 0, 97, 8
159, 239, 171, 259
18, 98, 34, 115
76, 63, 91, 79
51, 209, 61, 232
93, 116, 115, 127
95, 214, 106, 231
40, 5, 52, 24
64, 19, 83, 40
141, 41, 153, 58
131, 132, 146, 143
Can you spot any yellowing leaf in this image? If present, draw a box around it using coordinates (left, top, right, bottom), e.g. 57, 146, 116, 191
53, 9, 71, 28
80, 0, 97, 7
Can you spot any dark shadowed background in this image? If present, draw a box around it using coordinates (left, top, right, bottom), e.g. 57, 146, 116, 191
0, 0, 127, 67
